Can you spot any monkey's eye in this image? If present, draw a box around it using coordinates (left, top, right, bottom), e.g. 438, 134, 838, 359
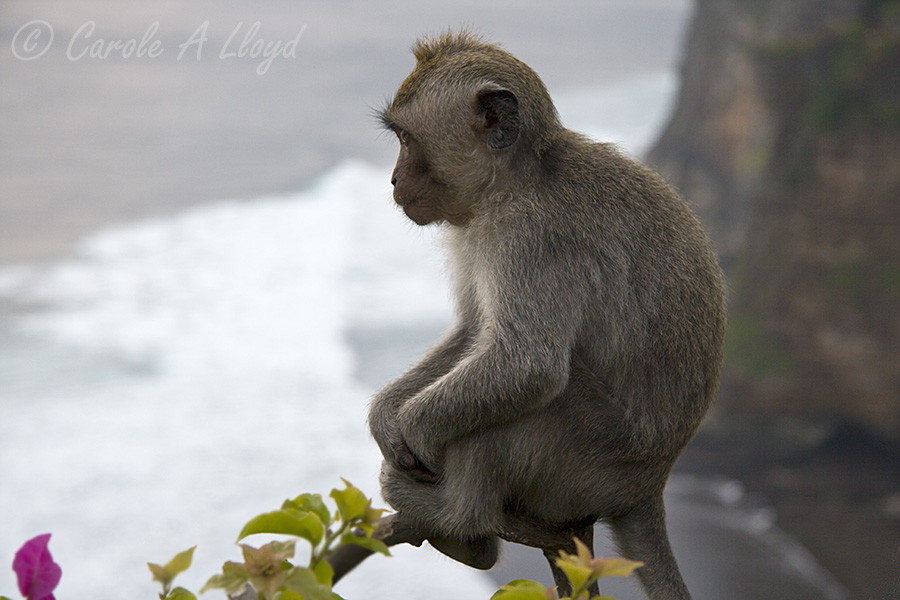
395, 128, 410, 146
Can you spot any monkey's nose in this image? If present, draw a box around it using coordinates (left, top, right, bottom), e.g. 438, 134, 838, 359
390, 175, 397, 186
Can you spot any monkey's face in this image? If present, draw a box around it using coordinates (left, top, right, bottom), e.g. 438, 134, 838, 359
387, 125, 477, 227
380, 65, 529, 228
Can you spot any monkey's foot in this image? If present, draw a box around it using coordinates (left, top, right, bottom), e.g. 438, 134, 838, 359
427, 534, 499, 570
329, 513, 427, 584
328, 514, 497, 583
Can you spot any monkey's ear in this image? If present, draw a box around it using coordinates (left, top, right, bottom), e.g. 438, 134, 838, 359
476, 87, 520, 149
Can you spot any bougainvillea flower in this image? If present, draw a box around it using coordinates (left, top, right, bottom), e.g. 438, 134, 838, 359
12, 533, 62, 600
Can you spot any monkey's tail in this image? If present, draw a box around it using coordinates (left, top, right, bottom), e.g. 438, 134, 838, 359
609, 496, 692, 600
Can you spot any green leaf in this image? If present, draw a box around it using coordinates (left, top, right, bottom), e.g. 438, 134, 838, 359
361, 505, 386, 532
312, 558, 334, 586
280, 567, 332, 600
338, 531, 391, 556
591, 556, 644, 579
329, 480, 369, 522
330, 593, 346, 600
165, 586, 197, 600
284, 493, 332, 527
490, 579, 554, 600
166, 546, 196, 578
237, 510, 325, 546
1, 596, 15, 600
200, 561, 249, 595
148, 562, 169, 585
148, 546, 196, 588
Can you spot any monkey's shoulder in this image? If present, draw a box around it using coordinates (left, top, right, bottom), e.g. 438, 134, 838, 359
541, 133, 675, 203
533, 132, 708, 240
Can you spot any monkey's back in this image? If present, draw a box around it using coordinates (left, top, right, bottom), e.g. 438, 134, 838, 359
536, 132, 726, 456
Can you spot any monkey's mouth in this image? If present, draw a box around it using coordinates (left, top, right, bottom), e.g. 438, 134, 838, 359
399, 198, 435, 226
396, 196, 420, 208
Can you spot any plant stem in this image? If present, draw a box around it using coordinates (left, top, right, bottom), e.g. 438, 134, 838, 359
310, 520, 351, 571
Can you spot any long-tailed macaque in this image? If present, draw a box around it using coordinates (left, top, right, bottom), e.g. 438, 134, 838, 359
369, 31, 725, 600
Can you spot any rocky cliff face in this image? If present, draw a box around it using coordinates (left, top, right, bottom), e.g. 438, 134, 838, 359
649, 0, 900, 441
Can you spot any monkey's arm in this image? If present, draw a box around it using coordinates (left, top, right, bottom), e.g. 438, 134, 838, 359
398, 241, 587, 470
369, 324, 473, 468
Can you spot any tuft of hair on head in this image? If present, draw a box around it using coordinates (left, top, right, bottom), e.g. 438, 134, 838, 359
411, 28, 499, 64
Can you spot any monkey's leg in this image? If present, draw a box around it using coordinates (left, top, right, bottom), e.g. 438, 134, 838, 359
609, 495, 691, 600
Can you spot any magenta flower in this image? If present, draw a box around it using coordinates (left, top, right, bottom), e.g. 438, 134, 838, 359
12, 534, 62, 600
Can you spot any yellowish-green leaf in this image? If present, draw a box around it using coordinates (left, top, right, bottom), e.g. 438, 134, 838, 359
238, 510, 324, 546
148, 562, 169, 585
329, 480, 369, 522
592, 556, 644, 579
555, 537, 643, 594
148, 546, 196, 588
555, 555, 593, 594
281, 567, 332, 600
490, 579, 555, 600
200, 561, 249, 594
284, 493, 332, 527
165, 586, 197, 600
338, 531, 391, 557
313, 558, 334, 586
361, 504, 386, 532
166, 546, 196, 578
573, 538, 592, 565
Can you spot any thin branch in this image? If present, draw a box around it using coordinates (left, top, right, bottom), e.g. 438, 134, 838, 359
226, 584, 256, 600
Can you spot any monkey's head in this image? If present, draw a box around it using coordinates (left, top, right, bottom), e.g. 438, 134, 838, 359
379, 30, 561, 226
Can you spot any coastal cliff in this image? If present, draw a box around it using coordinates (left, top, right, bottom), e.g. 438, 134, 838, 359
649, 0, 900, 441
651, 2, 900, 597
